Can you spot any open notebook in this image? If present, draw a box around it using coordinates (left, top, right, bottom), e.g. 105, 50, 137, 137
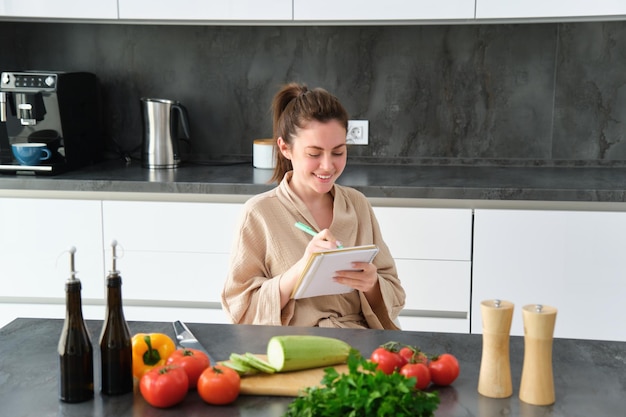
290, 245, 379, 299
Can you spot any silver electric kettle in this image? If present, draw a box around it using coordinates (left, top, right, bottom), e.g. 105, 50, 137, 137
141, 97, 190, 169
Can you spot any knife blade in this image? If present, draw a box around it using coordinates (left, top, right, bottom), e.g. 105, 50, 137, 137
173, 320, 215, 365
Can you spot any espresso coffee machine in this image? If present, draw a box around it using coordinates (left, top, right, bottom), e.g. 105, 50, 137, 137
0, 71, 103, 175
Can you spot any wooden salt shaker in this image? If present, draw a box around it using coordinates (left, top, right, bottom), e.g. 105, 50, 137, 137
478, 299, 514, 398
519, 304, 558, 406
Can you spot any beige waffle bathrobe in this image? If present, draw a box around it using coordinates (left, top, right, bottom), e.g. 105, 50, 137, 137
221, 172, 405, 329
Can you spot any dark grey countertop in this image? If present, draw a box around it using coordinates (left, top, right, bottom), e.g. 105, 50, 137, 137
1, 318, 625, 417
2, 159, 626, 204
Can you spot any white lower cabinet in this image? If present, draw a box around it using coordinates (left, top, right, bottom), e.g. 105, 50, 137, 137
373, 207, 473, 333
101, 200, 243, 323
0, 197, 475, 331
101, 202, 474, 330
9, 197, 625, 341
472, 209, 626, 342
395, 260, 472, 333
0, 197, 105, 327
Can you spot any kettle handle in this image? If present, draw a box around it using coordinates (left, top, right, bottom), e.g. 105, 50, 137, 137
172, 103, 190, 140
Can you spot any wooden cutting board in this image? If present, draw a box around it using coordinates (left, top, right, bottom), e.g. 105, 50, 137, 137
235, 355, 349, 397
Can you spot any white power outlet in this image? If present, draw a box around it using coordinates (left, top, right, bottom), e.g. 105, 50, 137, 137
347, 120, 368, 145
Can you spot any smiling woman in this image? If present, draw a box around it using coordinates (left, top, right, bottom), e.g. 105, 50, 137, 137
278, 118, 348, 199
221, 82, 406, 330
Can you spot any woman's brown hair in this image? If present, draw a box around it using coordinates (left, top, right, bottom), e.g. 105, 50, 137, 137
269, 83, 349, 184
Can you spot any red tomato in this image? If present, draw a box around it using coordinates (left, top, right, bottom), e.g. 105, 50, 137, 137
414, 351, 429, 365
139, 365, 189, 408
197, 365, 240, 405
428, 353, 460, 386
166, 348, 211, 389
370, 347, 404, 375
400, 362, 432, 390
398, 347, 412, 366
399, 346, 428, 365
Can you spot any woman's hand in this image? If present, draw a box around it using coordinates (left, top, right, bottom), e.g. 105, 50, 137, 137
304, 229, 342, 255
334, 261, 379, 293
278, 228, 342, 307
307, 229, 379, 293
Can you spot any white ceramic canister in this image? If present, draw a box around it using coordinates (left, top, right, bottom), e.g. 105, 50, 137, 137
253, 138, 276, 169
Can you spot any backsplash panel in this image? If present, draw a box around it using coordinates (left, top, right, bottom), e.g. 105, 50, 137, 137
0, 21, 624, 165
553, 22, 626, 161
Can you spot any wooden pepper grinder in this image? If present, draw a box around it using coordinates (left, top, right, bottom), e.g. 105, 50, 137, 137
519, 304, 558, 406
478, 299, 514, 398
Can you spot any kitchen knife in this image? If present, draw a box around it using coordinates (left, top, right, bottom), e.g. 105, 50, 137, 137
173, 320, 215, 365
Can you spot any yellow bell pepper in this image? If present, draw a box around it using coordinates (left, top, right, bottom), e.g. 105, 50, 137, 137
131, 333, 176, 379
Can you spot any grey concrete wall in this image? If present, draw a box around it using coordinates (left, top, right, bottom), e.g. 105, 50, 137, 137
1, 21, 624, 165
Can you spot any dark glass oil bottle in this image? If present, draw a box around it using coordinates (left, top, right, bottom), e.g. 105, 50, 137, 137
99, 240, 133, 395
58, 247, 94, 403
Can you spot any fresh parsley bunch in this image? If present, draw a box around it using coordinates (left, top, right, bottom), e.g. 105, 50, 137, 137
284, 349, 440, 417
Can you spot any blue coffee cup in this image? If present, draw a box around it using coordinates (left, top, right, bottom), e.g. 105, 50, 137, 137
11, 143, 52, 166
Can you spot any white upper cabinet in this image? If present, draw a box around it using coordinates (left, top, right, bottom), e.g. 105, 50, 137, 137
476, 0, 626, 20
3, 1, 626, 23
118, 0, 293, 21
0, 0, 118, 19
294, 0, 476, 21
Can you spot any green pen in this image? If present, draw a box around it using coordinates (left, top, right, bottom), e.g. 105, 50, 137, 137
294, 221, 344, 249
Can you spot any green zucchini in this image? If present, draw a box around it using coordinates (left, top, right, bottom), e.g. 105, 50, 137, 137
243, 353, 277, 374
221, 359, 259, 375
229, 352, 276, 374
266, 335, 352, 372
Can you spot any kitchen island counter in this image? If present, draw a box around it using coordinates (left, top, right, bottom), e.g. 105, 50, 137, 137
2, 159, 626, 208
1, 317, 624, 417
